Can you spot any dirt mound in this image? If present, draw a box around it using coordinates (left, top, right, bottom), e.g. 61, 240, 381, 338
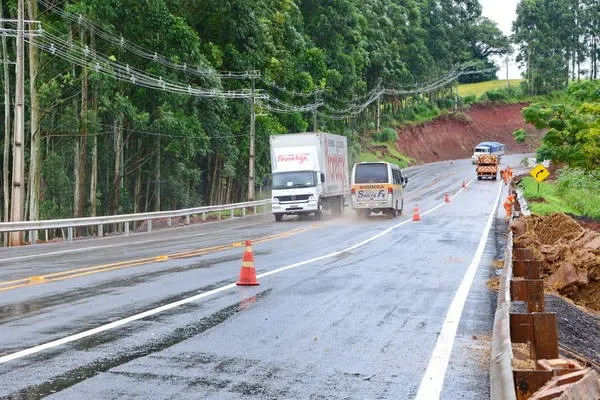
512, 214, 600, 310
395, 103, 543, 163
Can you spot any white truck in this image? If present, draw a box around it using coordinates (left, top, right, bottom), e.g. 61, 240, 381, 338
270, 133, 349, 222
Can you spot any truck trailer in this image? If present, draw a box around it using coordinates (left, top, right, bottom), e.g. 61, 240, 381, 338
270, 133, 350, 222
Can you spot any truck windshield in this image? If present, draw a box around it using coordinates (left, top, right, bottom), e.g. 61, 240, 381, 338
354, 163, 388, 183
475, 147, 490, 153
272, 171, 317, 189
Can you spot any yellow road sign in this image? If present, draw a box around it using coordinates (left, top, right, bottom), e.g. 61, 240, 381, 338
530, 164, 550, 182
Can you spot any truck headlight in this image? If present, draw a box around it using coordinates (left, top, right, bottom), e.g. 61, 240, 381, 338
308, 195, 316, 202
272, 197, 279, 204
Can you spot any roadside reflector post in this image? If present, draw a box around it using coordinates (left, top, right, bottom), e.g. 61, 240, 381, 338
167, 217, 172, 227
185, 215, 190, 225
30, 230, 37, 245
253, 205, 257, 214
125, 222, 130, 236
68, 227, 73, 242
202, 212, 206, 222
98, 224, 103, 237
218, 212, 221, 221
147, 220, 152, 233
242, 208, 246, 217
231, 209, 235, 220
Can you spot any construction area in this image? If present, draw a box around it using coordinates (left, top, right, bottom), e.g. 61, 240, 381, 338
493, 186, 600, 399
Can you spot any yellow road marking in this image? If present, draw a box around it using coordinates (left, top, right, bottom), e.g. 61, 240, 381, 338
0, 226, 313, 293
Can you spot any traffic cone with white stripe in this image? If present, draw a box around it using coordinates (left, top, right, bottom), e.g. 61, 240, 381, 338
444, 192, 451, 203
237, 240, 259, 286
412, 205, 421, 222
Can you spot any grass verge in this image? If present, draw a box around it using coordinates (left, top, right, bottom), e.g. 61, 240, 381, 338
359, 141, 413, 166
458, 79, 523, 97
519, 170, 600, 219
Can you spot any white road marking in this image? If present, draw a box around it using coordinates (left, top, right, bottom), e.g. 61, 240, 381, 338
415, 181, 503, 400
0, 184, 471, 364
0, 219, 267, 263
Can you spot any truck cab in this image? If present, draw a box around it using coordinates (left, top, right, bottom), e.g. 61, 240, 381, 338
471, 142, 505, 164
271, 170, 324, 221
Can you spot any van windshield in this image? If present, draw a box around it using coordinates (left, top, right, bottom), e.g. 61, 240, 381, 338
272, 171, 316, 189
354, 163, 388, 183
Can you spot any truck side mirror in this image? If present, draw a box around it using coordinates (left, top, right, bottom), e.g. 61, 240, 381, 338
321, 173, 326, 183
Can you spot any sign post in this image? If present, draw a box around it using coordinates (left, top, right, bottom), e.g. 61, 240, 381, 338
530, 164, 550, 194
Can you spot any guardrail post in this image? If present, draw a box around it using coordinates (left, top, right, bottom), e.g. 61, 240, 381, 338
147, 220, 152, 232
30, 230, 37, 245
68, 227, 74, 241
185, 215, 190, 225
98, 224, 103, 237
167, 217, 172, 227
230, 209, 234, 220
218, 212, 221, 221
242, 208, 246, 217
125, 222, 130, 236
202, 212, 206, 222
253, 205, 257, 214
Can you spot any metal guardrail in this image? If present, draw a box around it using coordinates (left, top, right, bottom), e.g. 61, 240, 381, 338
0, 199, 271, 244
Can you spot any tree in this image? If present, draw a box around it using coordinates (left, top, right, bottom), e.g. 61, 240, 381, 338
518, 81, 600, 174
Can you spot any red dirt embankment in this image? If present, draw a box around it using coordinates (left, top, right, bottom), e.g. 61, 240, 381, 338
395, 103, 542, 163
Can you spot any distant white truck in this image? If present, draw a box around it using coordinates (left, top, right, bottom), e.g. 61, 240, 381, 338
270, 133, 349, 222
471, 141, 505, 164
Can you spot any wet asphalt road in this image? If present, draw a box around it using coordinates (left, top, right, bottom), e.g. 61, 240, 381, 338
0, 155, 526, 399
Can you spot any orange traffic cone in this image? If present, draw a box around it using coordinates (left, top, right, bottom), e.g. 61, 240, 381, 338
237, 240, 259, 286
444, 192, 451, 203
412, 205, 421, 221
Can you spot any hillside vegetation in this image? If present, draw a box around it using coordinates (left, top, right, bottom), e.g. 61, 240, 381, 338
0, 0, 511, 228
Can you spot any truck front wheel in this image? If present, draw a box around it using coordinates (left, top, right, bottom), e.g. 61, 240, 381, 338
275, 214, 283, 222
315, 202, 323, 220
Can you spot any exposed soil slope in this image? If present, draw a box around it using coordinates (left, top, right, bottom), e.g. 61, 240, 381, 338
395, 103, 542, 163
512, 213, 600, 312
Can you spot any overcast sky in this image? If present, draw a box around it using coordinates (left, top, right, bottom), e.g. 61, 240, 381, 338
479, 0, 522, 79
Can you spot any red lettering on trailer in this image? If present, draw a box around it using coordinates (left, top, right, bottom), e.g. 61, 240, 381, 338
277, 154, 309, 164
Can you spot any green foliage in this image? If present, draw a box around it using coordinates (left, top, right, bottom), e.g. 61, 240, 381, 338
513, 129, 527, 144
520, 81, 600, 172
372, 128, 397, 143
1, 0, 514, 221
513, 0, 600, 94
520, 170, 600, 219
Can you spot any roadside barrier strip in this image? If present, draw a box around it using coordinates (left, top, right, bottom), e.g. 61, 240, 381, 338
490, 229, 517, 400
1, 179, 493, 376
0, 227, 309, 293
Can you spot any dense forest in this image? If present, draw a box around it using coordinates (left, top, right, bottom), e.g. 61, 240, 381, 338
513, 0, 600, 94
1, 0, 511, 232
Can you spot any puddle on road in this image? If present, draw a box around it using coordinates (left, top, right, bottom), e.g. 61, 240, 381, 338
7, 289, 272, 399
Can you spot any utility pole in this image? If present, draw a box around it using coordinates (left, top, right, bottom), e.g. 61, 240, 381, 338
312, 91, 318, 132
248, 75, 255, 202
376, 93, 380, 132
505, 57, 510, 88
10, 0, 25, 246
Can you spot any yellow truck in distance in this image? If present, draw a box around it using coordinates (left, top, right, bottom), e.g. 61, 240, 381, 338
476, 154, 499, 180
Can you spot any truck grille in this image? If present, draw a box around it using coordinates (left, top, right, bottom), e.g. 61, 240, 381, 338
276, 194, 311, 202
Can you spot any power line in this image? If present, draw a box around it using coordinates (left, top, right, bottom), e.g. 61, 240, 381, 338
38, 0, 258, 80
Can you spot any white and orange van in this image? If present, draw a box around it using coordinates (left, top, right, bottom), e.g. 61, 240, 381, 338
350, 162, 408, 218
